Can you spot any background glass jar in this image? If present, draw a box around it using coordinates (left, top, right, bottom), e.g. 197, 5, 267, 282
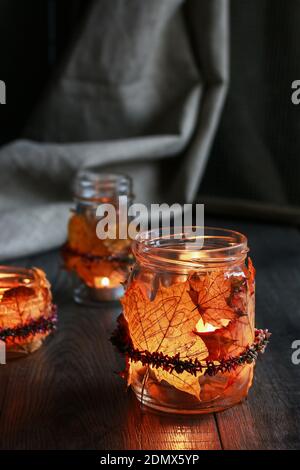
121, 227, 255, 414
63, 171, 134, 305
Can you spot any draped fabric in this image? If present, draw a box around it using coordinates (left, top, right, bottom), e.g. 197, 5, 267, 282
0, 0, 229, 260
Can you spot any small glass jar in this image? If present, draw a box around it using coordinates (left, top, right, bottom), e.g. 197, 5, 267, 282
0, 266, 56, 359
121, 227, 256, 414
63, 171, 134, 305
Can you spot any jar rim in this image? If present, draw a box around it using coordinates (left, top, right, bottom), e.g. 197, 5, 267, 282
73, 170, 133, 201
0, 265, 36, 290
133, 226, 249, 270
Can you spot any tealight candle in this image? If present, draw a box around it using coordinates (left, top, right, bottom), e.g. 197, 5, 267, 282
62, 171, 134, 305
0, 266, 57, 358
89, 276, 125, 302
112, 227, 271, 414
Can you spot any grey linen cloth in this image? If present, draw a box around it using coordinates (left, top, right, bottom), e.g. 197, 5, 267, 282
0, 0, 228, 260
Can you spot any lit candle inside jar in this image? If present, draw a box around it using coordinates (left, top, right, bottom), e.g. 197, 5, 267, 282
112, 227, 266, 415
94, 276, 111, 288
196, 318, 216, 333
0, 266, 57, 358
62, 171, 134, 305
88, 274, 124, 303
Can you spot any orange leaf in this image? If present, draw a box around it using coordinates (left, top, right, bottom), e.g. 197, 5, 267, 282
188, 271, 236, 327
247, 257, 256, 296
67, 213, 131, 257
227, 275, 248, 317
121, 280, 208, 399
195, 313, 254, 361
0, 268, 53, 344
194, 327, 237, 361
200, 364, 254, 403
154, 368, 202, 399
230, 316, 254, 355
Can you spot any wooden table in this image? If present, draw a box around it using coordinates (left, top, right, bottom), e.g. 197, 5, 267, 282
1, 219, 300, 450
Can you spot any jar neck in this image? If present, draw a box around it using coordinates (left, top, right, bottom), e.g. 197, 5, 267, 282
73, 170, 133, 205
0, 266, 37, 290
133, 227, 249, 272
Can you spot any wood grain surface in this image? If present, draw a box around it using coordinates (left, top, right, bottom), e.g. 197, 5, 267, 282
0, 219, 300, 450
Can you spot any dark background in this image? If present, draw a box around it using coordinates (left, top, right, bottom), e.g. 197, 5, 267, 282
1, 0, 300, 213
0, 0, 90, 144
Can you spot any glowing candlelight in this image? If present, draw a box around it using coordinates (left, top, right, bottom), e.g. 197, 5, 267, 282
195, 318, 216, 333
101, 277, 110, 287
79, 274, 125, 302
94, 276, 110, 288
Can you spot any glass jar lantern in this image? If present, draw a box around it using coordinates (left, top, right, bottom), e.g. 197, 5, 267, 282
115, 227, 261, 414
0, 266, 57, 358
63, 171, 134, 305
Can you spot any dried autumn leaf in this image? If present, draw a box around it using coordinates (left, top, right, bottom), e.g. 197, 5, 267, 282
188, 271, 236, 328
200, 363, 254, 403
64, 213, 132, 287
194, 267, 255, 362
237, 257, 255, 328
0, 267, 53, 349
63, 250, 126, 288
199, 373, 229, 402
154, 368, 202, 399
194, 315, 254, 362
227, 274, 248, 317
194, 327, 237, 361
122, 280, 207, 359
225, 316, 254, 355
246, 257, 256, 296
67, 213, 131, 257
121, 280, 208, 399
2, 286, 35, 301
68, 213, 109, 257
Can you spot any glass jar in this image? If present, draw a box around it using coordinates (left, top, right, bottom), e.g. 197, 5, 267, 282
63, 171, 134, 305
0, 266, 56, 359
121, 227, 256, 414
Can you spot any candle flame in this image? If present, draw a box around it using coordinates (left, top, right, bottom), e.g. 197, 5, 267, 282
94, 276, 110, 288
196, 318, 216, 332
